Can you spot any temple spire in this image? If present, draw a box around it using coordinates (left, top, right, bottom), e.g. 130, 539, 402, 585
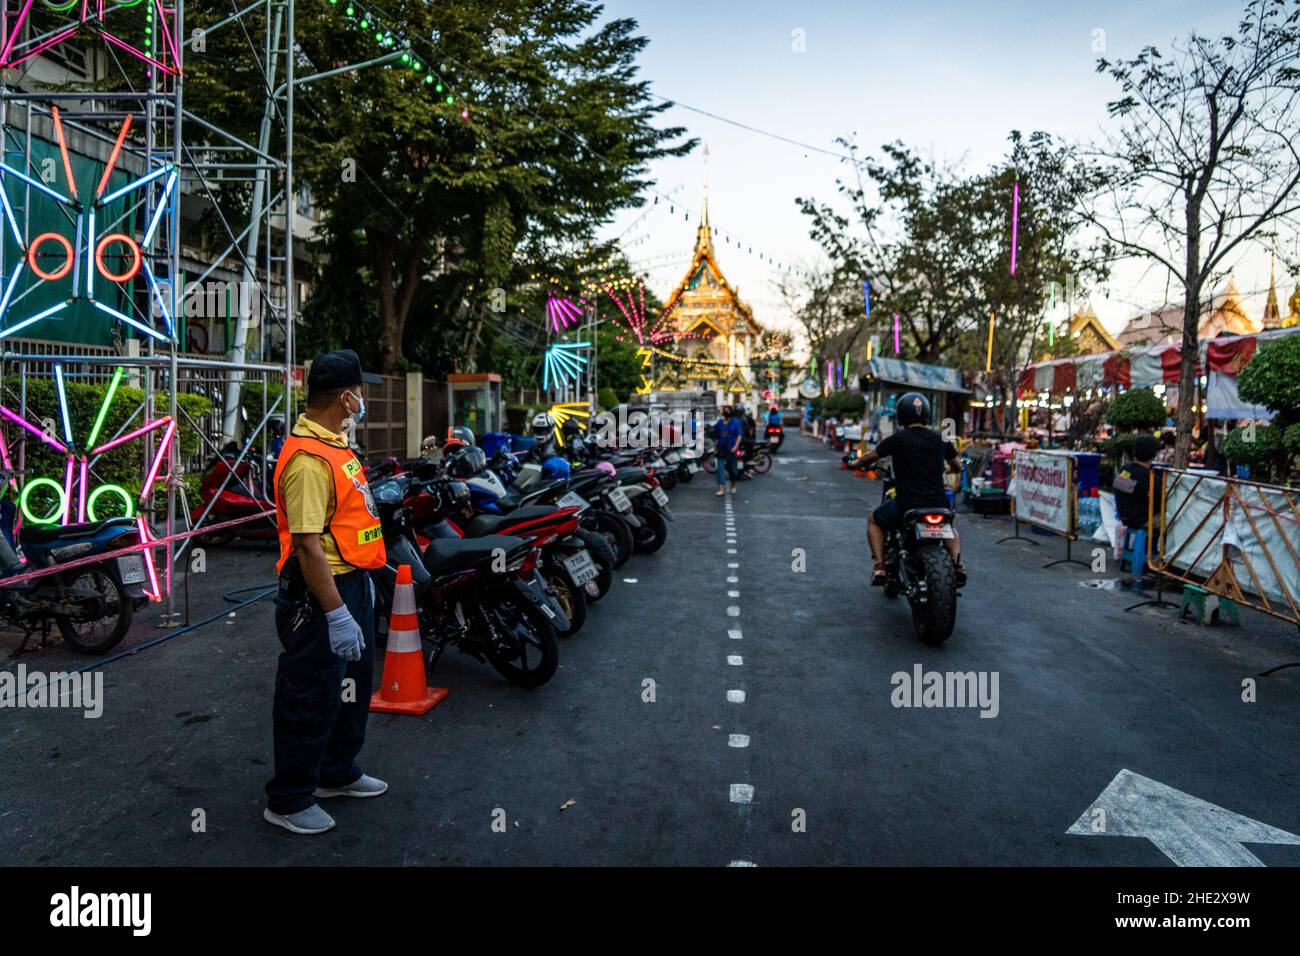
1263, 251, 1282, 328
695, 144, 712, 256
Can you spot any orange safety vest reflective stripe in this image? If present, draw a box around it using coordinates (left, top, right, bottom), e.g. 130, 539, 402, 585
274, 432, 386, 574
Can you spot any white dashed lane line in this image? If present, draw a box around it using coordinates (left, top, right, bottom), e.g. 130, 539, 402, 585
728, 734, 750, 748
728, 629, 743, 640
727, 689, 746, 703
730, 784, 754, 804
727, 655, 743, 666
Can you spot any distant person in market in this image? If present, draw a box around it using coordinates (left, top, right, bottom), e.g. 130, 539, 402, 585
1113, 433, 1163, 534
714, 404, 743, 496
264, 349, 388, 835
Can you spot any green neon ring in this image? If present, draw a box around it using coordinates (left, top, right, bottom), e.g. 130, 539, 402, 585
86, 484, 135, 522
40, 0, 80, 11
20, 478, 66, 526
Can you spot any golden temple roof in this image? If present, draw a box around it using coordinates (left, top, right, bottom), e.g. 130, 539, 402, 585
661, 199, 762, 340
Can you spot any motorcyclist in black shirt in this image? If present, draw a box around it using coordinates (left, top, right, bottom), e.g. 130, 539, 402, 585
848, 392, 965, 586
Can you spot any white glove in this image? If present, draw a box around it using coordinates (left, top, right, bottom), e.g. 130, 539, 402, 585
324, 605, 364, 661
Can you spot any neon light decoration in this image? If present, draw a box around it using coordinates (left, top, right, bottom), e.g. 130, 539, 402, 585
545, 293, 583, 332
605, 279, 674, 346
862, 278, 871, 317
0, 1, 182, 76
2, 363, 175, 528
1010, 180, 1019, 276
893, 314, 901, 354
0, 110, 178, 342
635, 347, 653, 395
985, 311, 996, 372
542, 341, 590, 391
547, 402, 590, 446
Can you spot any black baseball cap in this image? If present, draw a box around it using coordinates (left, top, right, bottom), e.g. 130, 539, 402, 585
307, 349, 381, 391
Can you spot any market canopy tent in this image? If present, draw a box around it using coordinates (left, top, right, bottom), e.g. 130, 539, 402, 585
1008, 326, 1298, 419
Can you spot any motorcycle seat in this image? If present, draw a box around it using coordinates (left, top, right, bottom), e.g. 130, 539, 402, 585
615, 466, 646, 484
463, 506, 557, 537
422, 534, 528, 575
19, 516, 135, 546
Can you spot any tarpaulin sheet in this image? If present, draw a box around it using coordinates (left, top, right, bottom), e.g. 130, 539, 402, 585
862, 358, 968, 393
1102, 354, 1130, 388
1163, 471, 1300, 613
1076, 357, 1104, 390
1050, 362, 1076, 398
1034, 364, 1054, 393
1205, 371, 1273, 420
1130, 351, 1163, 387
1206, 337, 1257, 374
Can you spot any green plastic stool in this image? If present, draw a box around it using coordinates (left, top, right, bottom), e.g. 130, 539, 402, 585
1180, 586, 1207, 624
1179, 585, 1240, 626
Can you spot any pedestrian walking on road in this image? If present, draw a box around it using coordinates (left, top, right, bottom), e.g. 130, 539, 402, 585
714, 405, 743, 495
263, 349, 388, 835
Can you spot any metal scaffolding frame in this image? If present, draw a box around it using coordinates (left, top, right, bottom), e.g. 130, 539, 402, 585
0, 0, 296, 626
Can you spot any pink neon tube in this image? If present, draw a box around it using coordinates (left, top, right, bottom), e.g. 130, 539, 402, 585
0, 0, 38, 64
0, 406, 68, 453
139, 419, 176, 501
77, 457, 88, 523
136, 515, 161, 601
61, 456, 74, 526
92, 417, 168, 456
1011, 180, 1019, 276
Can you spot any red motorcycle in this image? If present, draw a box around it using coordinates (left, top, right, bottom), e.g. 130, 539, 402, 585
189, 446, 277, 544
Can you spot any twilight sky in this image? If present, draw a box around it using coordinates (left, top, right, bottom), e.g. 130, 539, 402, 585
595, 0, 1286, 343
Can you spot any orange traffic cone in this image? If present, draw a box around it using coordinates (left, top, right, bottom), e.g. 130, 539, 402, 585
370, 565, 448, 715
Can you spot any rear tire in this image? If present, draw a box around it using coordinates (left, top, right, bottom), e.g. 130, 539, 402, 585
575, 528, 615, 602
702, 452, 717, 474
484, 592, 560, 687
588, 510, 633, 568
753, 449, 773, 474
54, 567, 132, 654
911, 546, 957, 646
543, 563, 587, 637
633, 506, 668, 554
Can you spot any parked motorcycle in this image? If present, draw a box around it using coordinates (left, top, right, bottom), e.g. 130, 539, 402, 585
0, 488, 150, 654
368, 474, 562, 687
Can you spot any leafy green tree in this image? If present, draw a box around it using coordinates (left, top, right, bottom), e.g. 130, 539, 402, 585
1082, 0, 1300, 466
186, 1, 693, 373
1106, 388, 1168, 431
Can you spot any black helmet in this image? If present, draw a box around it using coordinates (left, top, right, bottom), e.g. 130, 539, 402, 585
896, 392, 930, 427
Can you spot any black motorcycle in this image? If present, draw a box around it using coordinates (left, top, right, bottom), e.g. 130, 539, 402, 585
879, 485, 959, 646
369, 474, 564, 688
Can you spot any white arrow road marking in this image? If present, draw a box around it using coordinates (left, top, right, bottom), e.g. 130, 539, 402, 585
1067, 769, 1300, 866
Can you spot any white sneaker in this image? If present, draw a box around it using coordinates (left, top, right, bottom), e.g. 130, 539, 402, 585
314, 774, 389, 799
263, 804, 336, 835
715, 487, 725, 496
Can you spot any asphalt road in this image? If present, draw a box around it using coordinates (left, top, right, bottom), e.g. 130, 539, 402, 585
3, 431, 1299, 866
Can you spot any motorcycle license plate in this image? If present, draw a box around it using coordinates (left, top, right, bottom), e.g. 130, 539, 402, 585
651, 487, 669, 507
915, 525, 955, 540
563, 551, 599, 586
768, 435, 779, 444
607, 487, 633, 513
557, 491, 589, 512
687, 462, 699, 474
116, 554, 146, 585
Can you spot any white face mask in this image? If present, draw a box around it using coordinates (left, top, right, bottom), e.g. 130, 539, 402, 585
343, 391, 365, 426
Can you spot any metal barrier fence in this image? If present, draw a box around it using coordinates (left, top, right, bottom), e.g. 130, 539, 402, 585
1152, 468, 1300, 627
